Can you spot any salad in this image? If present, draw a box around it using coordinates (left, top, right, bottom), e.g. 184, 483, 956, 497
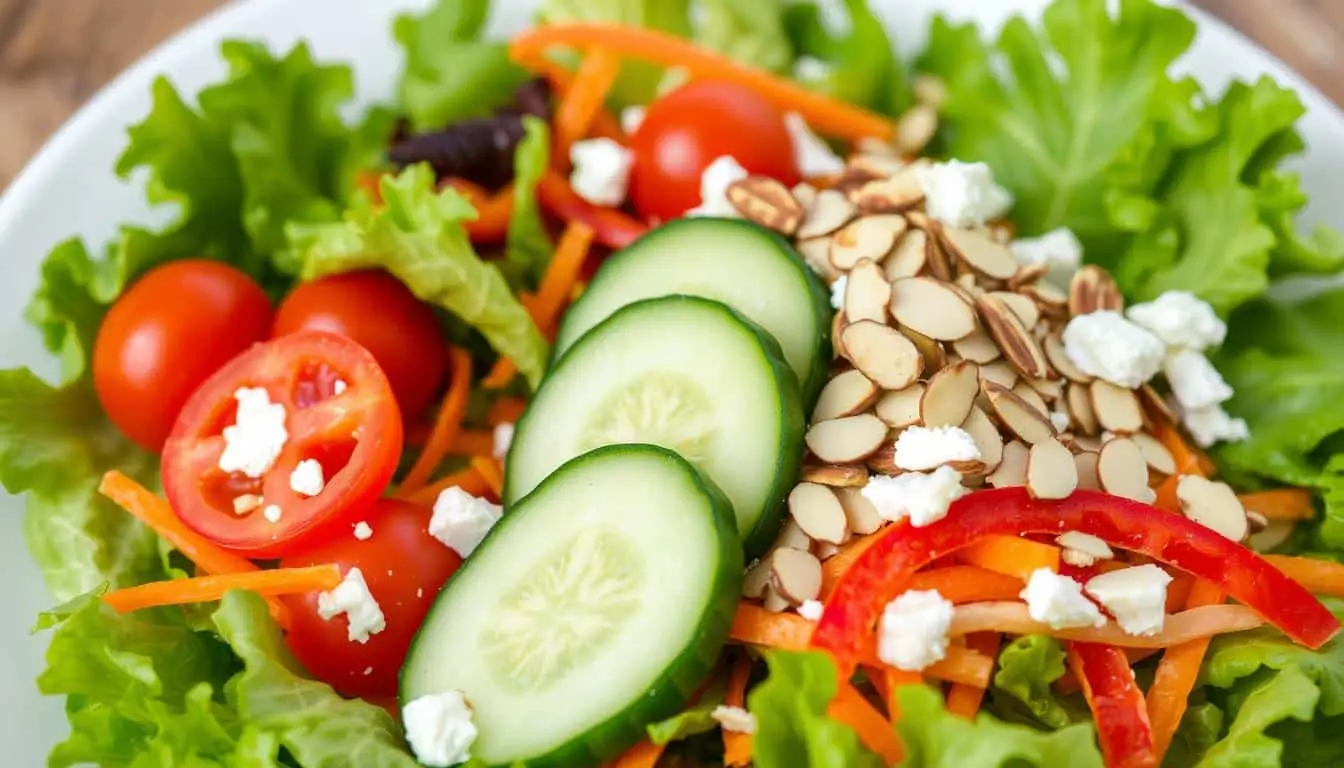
7, 0, 1344, 766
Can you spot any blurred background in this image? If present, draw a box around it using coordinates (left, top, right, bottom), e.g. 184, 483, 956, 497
0, 0, 1340, 189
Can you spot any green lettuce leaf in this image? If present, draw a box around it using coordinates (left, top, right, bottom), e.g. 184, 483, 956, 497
1256, 168, 1344, 277
748, 650, 884, 768
784, 0, 911, 115
288, 164, 548, 387
1164, 703, 1225, 768
695, 0, 793, 77
1198, 666, 1320, 768
991, 635, 1083, 729
504, 116, 554, 291
1202, 599, 1344, 716
645, 672, 728, 745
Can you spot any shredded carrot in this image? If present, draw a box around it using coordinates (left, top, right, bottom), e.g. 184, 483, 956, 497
488, 397, 529, 424
470, 456, 505, 497
555, 47, 622, 162
1153, 419, 1211, 477
1146, 580, 1224, 763
399, 466, 490, 506
482, 359, 516, 389
909, 565, 1026, 605
723, 654, 753, 767
402, 347, 474, 493
862, 663, 889, 703
526, 58, 625, 143
1154, 474, 1181, 513
441, 178, 515, 243
1164, 572, 1195, 614
828, 683, 904, 764
821, 534, 882, 597
510, 24, 894, 141
356, 170, 386, 202
950, 601, 1263, 647
610, 739, 665, 768
448, 429, 496, 457
1240, 489, 1316, 521
945, 632, 1000, 719
1266, 554, 1344, 597
534, 222, 595, 333
103, 565, 342, 613
883, 668, 923, 723
957, 535, 1060, 581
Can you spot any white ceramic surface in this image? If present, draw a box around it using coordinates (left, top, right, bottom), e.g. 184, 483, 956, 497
2, 0, 1341, 762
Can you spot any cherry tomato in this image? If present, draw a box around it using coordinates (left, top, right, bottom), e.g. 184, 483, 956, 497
280, 498, 461, 698
273, 271, 448, 420
93, 260, 273, 451
161, 331, 403, 557
629, 80, 800, 222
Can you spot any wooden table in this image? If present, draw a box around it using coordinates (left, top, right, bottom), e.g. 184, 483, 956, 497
0, 0, 1340, 189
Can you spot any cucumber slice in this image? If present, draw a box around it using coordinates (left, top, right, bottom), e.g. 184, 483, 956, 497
507, 295, 804, 555
401, 445, 742, 767
554, 217, 831, 402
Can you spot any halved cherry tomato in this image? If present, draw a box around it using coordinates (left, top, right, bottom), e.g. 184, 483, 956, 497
273, 271, 448, 420
629, 80, 800, 222
94, 260, 273, 451
161, 331, 403, 557
280, 498, 461, 697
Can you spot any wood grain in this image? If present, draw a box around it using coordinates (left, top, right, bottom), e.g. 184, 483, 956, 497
0, 0, 1341, 190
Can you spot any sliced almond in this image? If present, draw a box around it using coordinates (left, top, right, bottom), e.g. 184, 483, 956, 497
988, 291, 1041, 329
812, 369, 880, 423
848, 153, 908, 179
831, 311, 849, 359
876, 384, 926, 428
1248, 519, 1295, 553
1176, 476, 1249, 542
1096, 438, 1154, 502
1138, 384, 1178, 428
1247, 510, 1269, 534
800, 462, 870, 487
1044, 331, 1093, 383
952, 328, 1002, 364
844, 258, 892, 324
1011, 381, 1050, 418
798, 237, 840, 281
796, 189, 857, 240
773, 519, 812, 551
983, 381, 1057, 445
813, 541, 842, 560
1068, 265, 1124, 316
1027, 438, 1078, 500
791, 182, 819, 210
853, 169, 925, 214
890, 277, 979, 341
770, 547, 823, 603
841, 321, 923, 389
921, 360, 981, 427
987, 440, 1029, 488
1023, 376, 1064, 402
961, 405, 1005, 472
1022, 280, 1069, 311
1090, 380, 1144, 434
944, 280, 980, 308
906, 211, 955, 281
979, 360, 1019, 390
1074, 451, 1101, 491
743, 559, 772, 598
894, 103, 939, 155
1008, 263, 1049, 289
912, 74, 948, 109
1066, 383, 1100, 435
1071, 434, 1104, 454
830, 215, 905, 270
788, 483, 850, 545
727, 176, 805, 235
856, 137, 900, 158
866, 442, 902, 476
805, 414, 888, 463
1130, 431, 1177, 475
836, 487, 885, 535
974, 293, 1049, 379
942, 228, 1019, 280
762, 585, 791, 612
899, 326, 948, 375
883, 229, 928, 280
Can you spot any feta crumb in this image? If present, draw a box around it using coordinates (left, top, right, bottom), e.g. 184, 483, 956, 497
1126, 291, 1226, 352
430, 487, 503, 558
829, 274, 848, 310
893, 426, 981, 471
711, 705, 758, 734
232, 494, 264, 515
861, 466, 969, 527
288, 458, 326, 497
620, 105, 646, 136
792, 55, 832, 82
1061, 311, 1165, 388
1163, 349, 1234, 411
798, 599, 825, 621
403, 690, 478, 767
1020, 568, 1106, 629
1049, 410, 1071, 433
784, 112, 845, 177
1084, 565, 1173, 637
332, 379, 348, 395
1182, 404, 1250, 448
1010, 227, 1083, 276
492, 422, 514, 460
569, 138, 635, 207
1056, 532, 1114, 568
914, 160, 1013, 228
687, 155, 749, 217
354, 521, 373, 540
317, 567, 386, 643
218, 387, 289, 478
878, 589, 956, 671
262, 504, 282, 523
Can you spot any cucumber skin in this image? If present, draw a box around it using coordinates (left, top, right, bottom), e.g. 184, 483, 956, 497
400, 445, 744, 768
552, 217, 833, 406
509, 295, 805, 558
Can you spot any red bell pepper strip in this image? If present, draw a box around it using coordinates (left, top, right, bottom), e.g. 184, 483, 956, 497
810, 488, 1341, 674
1069, 642, 1158, 768
537, 170, 648, 250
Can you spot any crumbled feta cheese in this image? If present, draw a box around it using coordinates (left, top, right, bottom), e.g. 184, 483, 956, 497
798, 599, 825, 621
1056, 532, 1114, 568
262, 504, 282, 523
1163, 349, 1234, 411
218, 387, 289, 478
354, 521, 373, 540
1049, 410, 1071, 433
1182, 404, 1250, 448
569, 138, 635, 207
492, 422, 514, 460
784, 112, 845, 177
620, 105, 646, 136
332, 379, 348, 395
232, 494, 263, 515
687, 155, 749, 217
403, 690, 478, 767
878, 589, 956, 671
829, 274, 848, 310
893, 426, 981, 471
792, 55, 832, 82
711, 705, 758, 734
861, 466, 969, 527
430, 487, 504, 558
1010, 228, 1083, 276
1126, 291, 1226, 352
914, 160, 1013, 228
317, 567, 386, 643
1020, 568, 1106, 629
1061, 311, 1165, 388
289, 458, 326, 497
1084, 565, 1173, 637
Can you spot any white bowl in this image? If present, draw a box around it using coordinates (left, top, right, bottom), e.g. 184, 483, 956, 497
1, 0, 1341, 761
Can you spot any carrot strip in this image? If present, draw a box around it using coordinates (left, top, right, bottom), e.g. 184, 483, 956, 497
883, 668, 923, 723
356, 170, 386, 202
822, 534, 882, 597
488, 397, 529, 424
441, 178, 515, 243
470, 456, 505, 497
863, 663, 890, 703
448, 429, 495, 457
945, 632, 1000, 719
399, 466, 490, 506
950, 601, 1262, 647
1146, 580, 1224, 763
510, 24, 894, 141
828, 683, 904, 764
103, 565, 342, 613
909, 566, 1026, 605
723, 654, 753, 767
533, 222, 595, 333
482, 359, 516, 389
610, 739, 665, 768
957, 535, 1061, 581
1266, 554, 1344, 597
402, 347, 474, 493
1164, 572, 1195, 614
555, 47, 622, 161
1240, 489, 1315, 521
